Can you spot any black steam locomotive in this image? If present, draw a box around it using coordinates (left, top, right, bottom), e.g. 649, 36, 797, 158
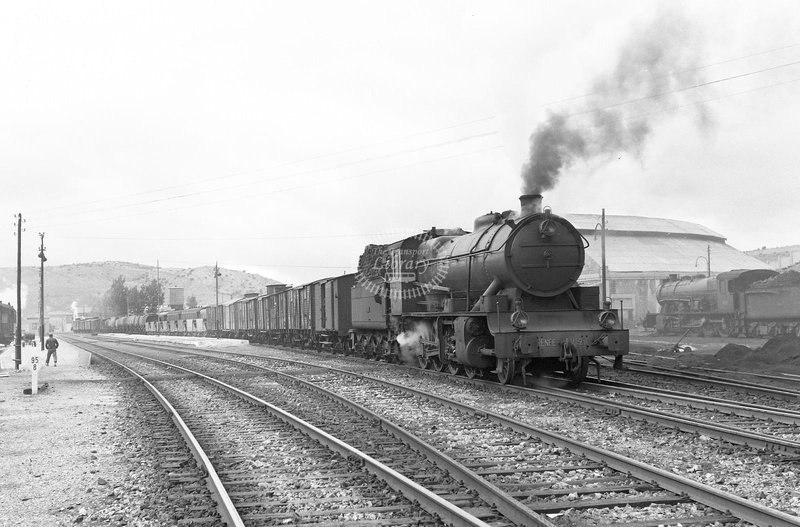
75, 195, 629, 385
654, 269, 800, 337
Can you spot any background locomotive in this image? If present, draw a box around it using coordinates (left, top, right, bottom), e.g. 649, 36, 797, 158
0, 301, 15, 345
653, 269, 800, 337
74, 195, 629, 384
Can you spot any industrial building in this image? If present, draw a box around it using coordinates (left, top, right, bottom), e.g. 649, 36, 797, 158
564, 213, 769, 328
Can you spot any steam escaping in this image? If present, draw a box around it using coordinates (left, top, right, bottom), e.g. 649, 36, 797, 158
521, 9, 709, 194
396, 321, 435, 365
71, 301, 80, 319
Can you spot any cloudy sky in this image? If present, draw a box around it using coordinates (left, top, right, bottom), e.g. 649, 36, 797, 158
1, 0, 798, 285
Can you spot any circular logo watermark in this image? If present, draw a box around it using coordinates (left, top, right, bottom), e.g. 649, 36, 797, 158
355, 230, 452, 301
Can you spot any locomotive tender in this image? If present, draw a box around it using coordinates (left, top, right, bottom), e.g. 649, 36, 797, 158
74, 195, 628, 384
655, 269, 800, 337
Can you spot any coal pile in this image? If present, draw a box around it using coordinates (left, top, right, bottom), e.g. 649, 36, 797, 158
751, 270, 800, 289
756, 335, 800, 364
714, 343, 752, 364
712, 336, 800, 372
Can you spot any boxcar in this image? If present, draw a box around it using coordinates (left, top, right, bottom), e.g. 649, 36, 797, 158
286, 285, 312, 347
312, 274, 355, 352
205, 304, 222, 336
219, 298, 238, 338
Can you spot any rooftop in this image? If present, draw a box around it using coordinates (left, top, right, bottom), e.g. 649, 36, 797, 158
563, 213, 769, 276
564, 213, 726, 241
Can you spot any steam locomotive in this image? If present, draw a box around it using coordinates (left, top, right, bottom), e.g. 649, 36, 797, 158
74, 195, 628, 384
0, 301, 15, 345
653, 269, 800, 337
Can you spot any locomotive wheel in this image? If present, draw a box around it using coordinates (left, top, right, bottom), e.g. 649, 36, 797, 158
431, 357, 445, 372
447, 362, 461, 375
355, 336, 368, 357
366, 337, 379, 359
417, 354, 430, 369
388, 340, 400, 364
495, 358, 515, 385
717, 318, 733, 338
464, 366, 483, 379
565, 357, 589, 387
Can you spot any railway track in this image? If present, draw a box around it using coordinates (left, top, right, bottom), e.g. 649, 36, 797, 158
70, 335, 800, 526
590, 363, 800, 411
85, 342, 498, 527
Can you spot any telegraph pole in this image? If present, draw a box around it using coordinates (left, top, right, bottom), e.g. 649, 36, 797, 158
14, 213, 22, 370
601, 208, 607, 305
214, 262, 221, 334
214, 262, 221, 307
38, 233, 47, 350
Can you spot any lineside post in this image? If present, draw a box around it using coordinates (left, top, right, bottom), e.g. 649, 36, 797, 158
14, 213, 22, 370
39, 232, 47, 350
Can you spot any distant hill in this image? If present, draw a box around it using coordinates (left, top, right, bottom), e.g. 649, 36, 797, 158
0, 261, 281, 319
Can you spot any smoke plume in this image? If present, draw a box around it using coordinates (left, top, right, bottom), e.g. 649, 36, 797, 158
521, 9, 709, 194
0, 281, 27, 310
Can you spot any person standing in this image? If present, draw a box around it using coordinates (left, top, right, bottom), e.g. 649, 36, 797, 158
45, 333, 59, 366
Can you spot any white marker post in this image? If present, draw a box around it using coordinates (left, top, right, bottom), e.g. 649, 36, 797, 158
31, 354, 39, 395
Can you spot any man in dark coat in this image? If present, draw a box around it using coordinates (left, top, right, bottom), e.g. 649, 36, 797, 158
45, 333, 59, 366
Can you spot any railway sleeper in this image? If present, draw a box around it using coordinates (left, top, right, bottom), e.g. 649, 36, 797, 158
475, 462, 605, 475
601, 514, 741, 527
510, 482, 661, 498
532, 493, 689, 512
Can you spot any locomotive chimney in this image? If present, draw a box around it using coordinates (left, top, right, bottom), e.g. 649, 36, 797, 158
519, 194, 543, 216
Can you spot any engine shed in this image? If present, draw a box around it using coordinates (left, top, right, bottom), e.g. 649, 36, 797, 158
563, 214, 769, 329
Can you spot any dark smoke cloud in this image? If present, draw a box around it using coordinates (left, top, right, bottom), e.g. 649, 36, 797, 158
521, 9, 709, 194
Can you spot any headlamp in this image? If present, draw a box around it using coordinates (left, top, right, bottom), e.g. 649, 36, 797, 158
598, 311, 617, 329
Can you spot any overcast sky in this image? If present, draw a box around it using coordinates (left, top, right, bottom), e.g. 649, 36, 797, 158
1, 0, 798, 286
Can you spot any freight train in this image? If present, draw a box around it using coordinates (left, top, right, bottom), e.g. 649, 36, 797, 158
0, 301, 15, 345
653, 269, 800, 337
74, 195, 629, 384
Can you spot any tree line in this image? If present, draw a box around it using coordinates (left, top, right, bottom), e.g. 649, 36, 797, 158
103, 276, 164, 316
101, 277, 198, 316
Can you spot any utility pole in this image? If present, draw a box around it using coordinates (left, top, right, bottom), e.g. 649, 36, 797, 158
214, 262, 221, 307
601, 209, 607, 305
14, 213, 22, 370
696, 245, 712, 277
214, 262, 221, 334
38, 233, 47, 350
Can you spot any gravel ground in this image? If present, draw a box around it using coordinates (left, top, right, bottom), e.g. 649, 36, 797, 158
5, 333, 796, 526
0, 340, 177, 527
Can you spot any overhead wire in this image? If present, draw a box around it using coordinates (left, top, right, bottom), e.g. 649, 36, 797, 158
34, 116, 497, 215
541, 42, 800, 107
565, 58, 800, 119
52, 130, 499, 219
40, 143, 505, 230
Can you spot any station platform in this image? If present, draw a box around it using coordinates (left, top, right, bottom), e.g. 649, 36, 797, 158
0, 335, 91, 373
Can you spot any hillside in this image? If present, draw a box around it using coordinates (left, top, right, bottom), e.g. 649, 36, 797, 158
0, 261, 281, 319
